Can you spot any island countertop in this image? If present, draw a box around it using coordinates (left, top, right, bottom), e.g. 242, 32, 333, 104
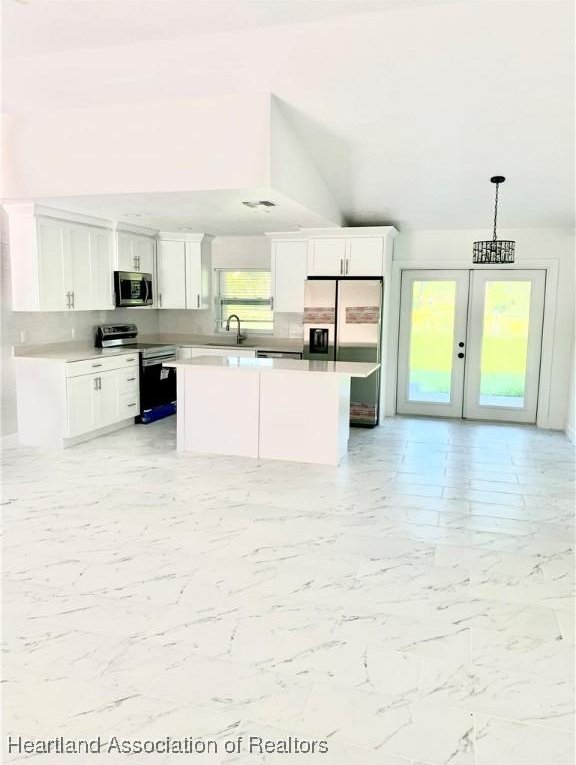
164, 356, 379, 378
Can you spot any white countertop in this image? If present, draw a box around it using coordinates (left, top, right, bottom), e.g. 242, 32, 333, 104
13, 335, 302, 362
165, 356, 379, 378
14, 346, 142, 363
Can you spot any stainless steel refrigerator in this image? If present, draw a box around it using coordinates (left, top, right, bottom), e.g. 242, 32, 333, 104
303, 278, 382, 426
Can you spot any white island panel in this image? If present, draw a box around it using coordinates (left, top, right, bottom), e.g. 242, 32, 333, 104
259, 372, 350, 465
178, 365, 260, 458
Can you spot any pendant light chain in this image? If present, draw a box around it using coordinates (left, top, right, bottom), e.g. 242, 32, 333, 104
493, 181, 499, 242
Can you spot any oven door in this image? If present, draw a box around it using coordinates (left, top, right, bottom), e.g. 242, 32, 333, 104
114, 272, 154, 306
139, 357, 177, 423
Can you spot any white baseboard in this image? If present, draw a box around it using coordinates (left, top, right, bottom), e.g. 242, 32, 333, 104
1, 432, 19, 449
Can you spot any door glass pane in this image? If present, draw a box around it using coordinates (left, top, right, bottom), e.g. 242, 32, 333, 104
408, 281, 456, 403
479, 281, 531, 408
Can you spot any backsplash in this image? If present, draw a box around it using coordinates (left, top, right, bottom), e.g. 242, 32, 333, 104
158, 309, 304, 339
7, 308, 159, 348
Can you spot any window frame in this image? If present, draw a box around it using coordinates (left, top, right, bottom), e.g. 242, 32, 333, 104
215, 268, 274, 335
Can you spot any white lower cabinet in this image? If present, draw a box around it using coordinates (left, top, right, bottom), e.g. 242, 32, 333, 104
66, 361, 138, 438
187, 347, 257, 359
177, 346, 257, 360
16, 354, 139, 447
66, 374, 98, 437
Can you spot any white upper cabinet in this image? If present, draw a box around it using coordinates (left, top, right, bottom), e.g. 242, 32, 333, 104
346, 237, 384, 276
158, 234, 211, 310
37, 218, 68, 311
156, 240, 186, 309
6, 206, 114, 312
90, 227, 115, 310
271, 239, 307, 313
307, 238, 347, 276
305, 228, 398, 278
185, 242, 204, 310
116, 232, 155, 273
67, 224, 93, 310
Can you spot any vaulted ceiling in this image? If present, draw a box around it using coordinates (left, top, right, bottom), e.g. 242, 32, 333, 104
2, 0, 573, 230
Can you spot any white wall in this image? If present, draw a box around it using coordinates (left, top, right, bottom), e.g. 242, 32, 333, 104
566, 339, 576, 443
388, 227, 575, 430
270, 97, 341, 227
2, 93, 271, 198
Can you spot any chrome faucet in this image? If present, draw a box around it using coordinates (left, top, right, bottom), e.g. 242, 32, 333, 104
225, 314, 246, 345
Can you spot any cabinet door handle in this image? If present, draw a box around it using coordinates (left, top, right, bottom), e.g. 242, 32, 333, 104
65, 291, 70, 309
127, 403, 136, 407
125, 357, 136, 362
270, 295, 274, 311
94, 377, 99, 390
159, 293, 162, 308
71, 291, 75, 308
197, 293, 200, 308
127, 377, 136, 382
92, 363, 103, 368
345, 260, 349, 275
340, 259, 344, 275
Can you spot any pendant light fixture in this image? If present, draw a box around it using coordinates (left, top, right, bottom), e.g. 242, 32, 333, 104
473, 176, 515, 264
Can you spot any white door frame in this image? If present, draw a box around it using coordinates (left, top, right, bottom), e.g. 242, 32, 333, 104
385, 257, 560, 429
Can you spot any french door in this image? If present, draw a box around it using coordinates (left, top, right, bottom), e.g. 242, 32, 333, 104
397, 269, 546, 423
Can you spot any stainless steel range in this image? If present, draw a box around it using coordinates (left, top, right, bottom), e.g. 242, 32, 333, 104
95, 324, 177, 424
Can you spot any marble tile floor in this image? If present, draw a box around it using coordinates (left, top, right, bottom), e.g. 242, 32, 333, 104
1, 416, 574, 765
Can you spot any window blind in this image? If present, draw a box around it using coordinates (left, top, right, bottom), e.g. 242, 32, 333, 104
217, 270, 273, 332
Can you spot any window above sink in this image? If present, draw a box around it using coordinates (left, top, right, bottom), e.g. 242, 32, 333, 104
216, 269, 273, 333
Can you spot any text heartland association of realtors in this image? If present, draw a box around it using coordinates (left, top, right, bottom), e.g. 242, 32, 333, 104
7, 735, 330, 756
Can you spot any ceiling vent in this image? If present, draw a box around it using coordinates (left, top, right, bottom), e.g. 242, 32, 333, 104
242, 200, 277, 209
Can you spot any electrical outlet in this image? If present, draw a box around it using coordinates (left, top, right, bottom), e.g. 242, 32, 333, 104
19, 330, 27, 344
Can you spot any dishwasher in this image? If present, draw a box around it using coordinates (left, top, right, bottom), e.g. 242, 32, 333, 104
256, 350, 303, 360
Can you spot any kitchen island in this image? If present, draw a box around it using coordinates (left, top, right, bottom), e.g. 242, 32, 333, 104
164, 356, 380, 465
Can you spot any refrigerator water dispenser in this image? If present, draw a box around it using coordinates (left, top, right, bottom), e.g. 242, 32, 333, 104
309, 328, 329, 354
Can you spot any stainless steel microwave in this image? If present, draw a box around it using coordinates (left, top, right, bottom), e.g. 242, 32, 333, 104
114, 271, 153, 307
